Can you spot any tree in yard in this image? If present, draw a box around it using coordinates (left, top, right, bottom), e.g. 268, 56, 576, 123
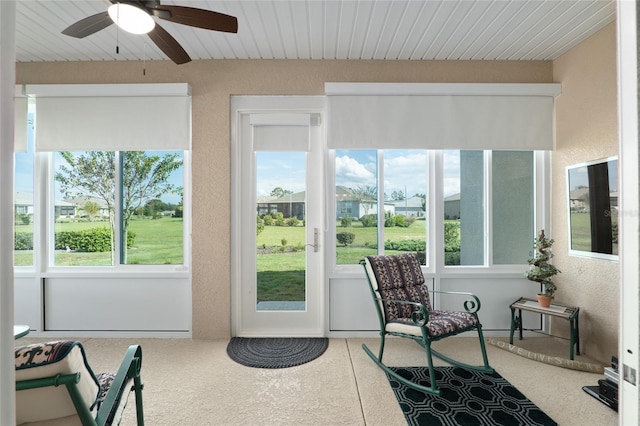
351, 185, 377, 215
83, 201, 100, 222
390, 190, 405, 201
270, 187, 293, 198
55, 151, 182, 263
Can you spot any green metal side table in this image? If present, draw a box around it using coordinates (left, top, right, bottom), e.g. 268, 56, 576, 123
509, 297, 580, 360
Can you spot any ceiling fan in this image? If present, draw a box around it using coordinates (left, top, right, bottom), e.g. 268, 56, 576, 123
62, 0, 238, 65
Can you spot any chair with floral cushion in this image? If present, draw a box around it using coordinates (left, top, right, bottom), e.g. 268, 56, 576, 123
361, 253, 494, 395
15, 340, 144, 425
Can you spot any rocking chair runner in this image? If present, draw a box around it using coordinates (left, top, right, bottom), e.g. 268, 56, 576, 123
361, 253, 494, 396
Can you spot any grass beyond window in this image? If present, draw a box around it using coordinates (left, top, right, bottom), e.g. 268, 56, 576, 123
14, 217, 183, 266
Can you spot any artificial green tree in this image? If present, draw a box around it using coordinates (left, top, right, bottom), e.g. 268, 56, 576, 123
525, 229, 561, 297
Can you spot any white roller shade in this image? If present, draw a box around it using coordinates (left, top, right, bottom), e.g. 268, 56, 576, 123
250, 113, 310, 152
14, 94, 27, 152
326, 83, 561, 150
27, 84, 191, 152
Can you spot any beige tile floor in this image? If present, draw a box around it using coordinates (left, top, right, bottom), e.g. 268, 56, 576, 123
16, 336, 618, 425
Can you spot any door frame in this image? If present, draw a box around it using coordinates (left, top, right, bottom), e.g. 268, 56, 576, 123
230, 96, 326, 337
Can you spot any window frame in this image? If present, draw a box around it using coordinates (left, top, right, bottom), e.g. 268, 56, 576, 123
329, 149, 550, 276
13, 149, 192, 273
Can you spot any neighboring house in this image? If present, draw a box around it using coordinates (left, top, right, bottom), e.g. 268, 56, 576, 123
335, 186, 394, 219
444, 193, 461, 220
569, 187, 590, 212
257, 186, 399, 221
14, 192, 34, 216
389, 196, 425, 217
256, 191, 306, 220
15, 191, 76, 218
569, 187, 619, 214
63, 196, 110, 219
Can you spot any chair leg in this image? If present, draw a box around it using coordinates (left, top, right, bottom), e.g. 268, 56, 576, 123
476, 325, 493, 371
134, 376, 144, 426
362, 343, 443, 396
423, 340, 439, 394
377, 332, 386, 360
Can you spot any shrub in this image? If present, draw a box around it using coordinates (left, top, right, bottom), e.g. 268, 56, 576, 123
256, 215, 264, 235
384, 239, 425, 252
336, 232, 356, 247
54, 227, 136, 252
340, 216, 352, 227
384, 213, 395, 227
287, 217, 300, 227
263, 214, 274, 226
273, 212, 285, 226
20, 214, 31, 225
394, 215, 407, 228
360, 214, 377, 227
15, 233, 33, 250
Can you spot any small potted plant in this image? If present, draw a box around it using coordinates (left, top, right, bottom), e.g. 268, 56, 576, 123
525, 229, 561, 307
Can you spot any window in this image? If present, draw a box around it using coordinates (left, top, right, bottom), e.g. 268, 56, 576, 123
492, 151, 534, 264
334, 149, 428, 265
443, 150, 484, 266
333, 149, 537, 269
52, 150, 184, 266
14, 112, 34, 267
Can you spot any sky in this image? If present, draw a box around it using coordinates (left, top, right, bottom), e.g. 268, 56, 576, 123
256, 149, 462, 199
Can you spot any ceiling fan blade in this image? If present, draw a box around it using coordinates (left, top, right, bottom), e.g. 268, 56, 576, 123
62, 11, 113, 38
152, 5, 238, 33
147, 23, 191, 65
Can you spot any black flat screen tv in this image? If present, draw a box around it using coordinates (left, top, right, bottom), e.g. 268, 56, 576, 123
566, 157, 618, 260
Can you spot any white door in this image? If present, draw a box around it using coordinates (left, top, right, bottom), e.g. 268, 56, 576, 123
231, 97, 324, 336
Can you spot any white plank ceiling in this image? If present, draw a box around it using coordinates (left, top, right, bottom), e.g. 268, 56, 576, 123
15, 0, 616, 64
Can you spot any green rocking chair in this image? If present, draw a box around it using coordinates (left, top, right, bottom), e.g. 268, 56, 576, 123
15, 340, 144, 425
361, 253, 494, 396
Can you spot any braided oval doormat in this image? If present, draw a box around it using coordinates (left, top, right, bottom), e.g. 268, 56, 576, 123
226, 337, 329, 368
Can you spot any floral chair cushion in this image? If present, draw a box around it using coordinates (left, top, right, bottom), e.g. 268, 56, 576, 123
15, 341, 101, 424
365, 253, 479, 338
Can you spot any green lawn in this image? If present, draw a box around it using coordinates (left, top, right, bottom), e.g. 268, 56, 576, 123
255, 220, 429, 301
14, 217, 183, 266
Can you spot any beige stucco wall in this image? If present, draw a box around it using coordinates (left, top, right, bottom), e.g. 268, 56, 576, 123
17, 59, 555, 340
552, 22, 619, 363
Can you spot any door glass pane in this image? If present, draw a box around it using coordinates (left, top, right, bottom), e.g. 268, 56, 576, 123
256, 151, 306, 311
335, 149, 378, 264
54, 151, 115, 266
443, 150, 484, 266
14, 113, 34, 266
383, 149, 428, 265
492, 151, 534, 264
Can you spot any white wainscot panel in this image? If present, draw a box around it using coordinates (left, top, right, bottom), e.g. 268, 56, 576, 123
15, 277, 42, 332
45, 277, 190, 331
438, 277, 540, 331
329, 278, 378, 331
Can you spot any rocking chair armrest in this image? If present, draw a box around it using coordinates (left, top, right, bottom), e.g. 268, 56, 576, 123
377, 297, 430, 325
430, 290, 482, 314
95, 345, 142, 425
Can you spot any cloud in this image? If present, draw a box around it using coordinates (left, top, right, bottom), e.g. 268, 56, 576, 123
335, 155, 375, 186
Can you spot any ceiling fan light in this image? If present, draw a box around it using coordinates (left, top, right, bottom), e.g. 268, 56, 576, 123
108, 3, 155, 35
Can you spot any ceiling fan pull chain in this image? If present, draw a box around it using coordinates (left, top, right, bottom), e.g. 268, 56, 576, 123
115, 19, 119, 54
143, 43, 147, 76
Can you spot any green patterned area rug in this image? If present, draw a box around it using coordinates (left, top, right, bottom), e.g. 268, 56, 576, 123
387, 366, 557, 426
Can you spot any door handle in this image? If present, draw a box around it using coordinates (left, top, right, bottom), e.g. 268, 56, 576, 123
306, 227, 319, 252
